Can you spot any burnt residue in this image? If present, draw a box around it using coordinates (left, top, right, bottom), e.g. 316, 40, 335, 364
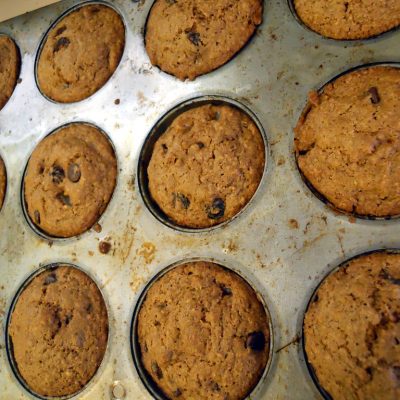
206, 198, 225, 219
54, 37, 70, 52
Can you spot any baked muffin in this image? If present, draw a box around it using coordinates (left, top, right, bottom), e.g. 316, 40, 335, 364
147, 104, 265, 228
0, 155, 6, 210
145, 0, 263, 80
0, 35, 20, 110
8, 265, 108, 397
137, 261, 270, 400
37, 4, 125, 103
304, 251, 400, 400
293, 0, 400, 40
295, 66, 400, 218
24, 123, 117, 238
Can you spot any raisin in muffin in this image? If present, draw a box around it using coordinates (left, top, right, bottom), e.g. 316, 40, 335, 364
295, 66, 400, 218
304, 251, 400, 400
0, 35, 20, 110
8, 265, 108, 397
137, 261, 270, 400
293, 0, 400, 40
24, 123, 117, 237
145, 0, 263, 80
147, 103, 265, 228
37, 4, 125, 102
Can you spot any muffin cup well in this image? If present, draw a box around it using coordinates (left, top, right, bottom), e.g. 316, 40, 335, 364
294, 62, 400, 221
5, 262, 110, 400
287, 0, 400, 41
137, 95, 270, 233
20, 121, 118, 241
34, 0, 126, 104
131, 258, 274, 400
301, 248, 400, 400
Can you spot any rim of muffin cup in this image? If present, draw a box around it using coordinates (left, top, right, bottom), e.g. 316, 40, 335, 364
287, 0, 400, 41
5, 262, 110, 400
0, 150, 8, 215
137, 95, 270, 233
20, 121, 119, 242
294, 61, 400, 221
301, 248, 400, 400
0, 32, 22, 110
130, 257, 275, 400
34, 0, 126, 105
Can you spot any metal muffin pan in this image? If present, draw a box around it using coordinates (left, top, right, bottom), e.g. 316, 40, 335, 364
0, 0, 399, 399
294, 61, 400, 221
5, 262, 111, 400
301, 248, 400, 400
287, 0, 400, 41
130, 257, 274, 400
20, 121, 120, 241
138, 95, 270, 233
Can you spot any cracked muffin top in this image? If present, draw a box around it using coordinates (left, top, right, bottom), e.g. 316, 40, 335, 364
147, 103, 265, 228
145, 0, 263, 80
8, 265, 108, 397
304, 251, 400, 400
37, 4, 125, 102
24, 123, 117, 238
137, 261, 270, 400
293, 0, 400, 40
0, 35, 20, 110
295, 66, 400, 218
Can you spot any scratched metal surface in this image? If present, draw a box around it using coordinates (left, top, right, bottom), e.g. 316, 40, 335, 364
0, 0, 399, 399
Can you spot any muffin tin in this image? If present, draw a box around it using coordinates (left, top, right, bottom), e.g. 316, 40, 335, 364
0, 0, 399, 399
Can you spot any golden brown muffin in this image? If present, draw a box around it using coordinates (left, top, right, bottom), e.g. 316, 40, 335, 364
0, 35, 20, 110
293, 0, 400, 40
24, 123, 117, 238
147, 104, 265, 228
304, 251, 400, 400
37, 4, 125, 102
145, 0, 263, 80
8, 265, 108, 397
295, 66, 400, 218
137, 261, 270, 400
0, 155, 6, 210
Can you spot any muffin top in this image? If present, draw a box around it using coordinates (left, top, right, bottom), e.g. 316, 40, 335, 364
0, 155, 6, 210
137, 261, 270, 400
0, 35, 20, 110
304, 251, 400, 400
145, 0, 263, 80
24, 123, 117, 238
37, 4, 125, 102
295, 66, 400, 218
147, 104, 265, 228
8, 265, 108, 397
294, 0, 400, 40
